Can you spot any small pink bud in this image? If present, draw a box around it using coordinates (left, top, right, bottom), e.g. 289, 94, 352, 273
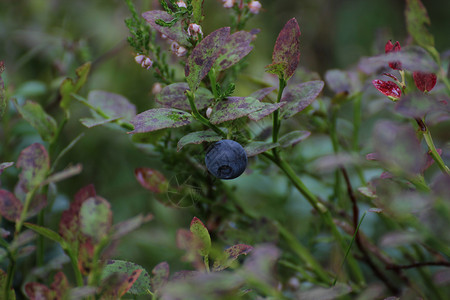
413, 71, 437, 92
188, 23, 203, 38
206, 107, 213, 118
385, 40, 402, 70
176, 1, 187, 8
141, 57, 153, 69
171, 42, 187, 57
372, 79, 401, 100
152, 83, 163, 94
248, 1, 262, 14
161, 33, 168, 39
222, 0, 234, 8
134, 54, 146, 65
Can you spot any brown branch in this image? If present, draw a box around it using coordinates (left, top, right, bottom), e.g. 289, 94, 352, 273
387, 261, 450, 270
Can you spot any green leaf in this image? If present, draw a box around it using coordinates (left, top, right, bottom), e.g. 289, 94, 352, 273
41, 164, 83, 186
129, 108, 194, 133
185, 27, 230, 91
212, 244, 253, 271
177, 131, 223, 151
24, 223, 67, 248
265, 18, 301, 80
0, 269, 16, 300
278, 130, 311, 147
60, 62, 91, 112
79, 196, 112, 243
142, 10, 190, 46
280, 80, 324, 119
13, 100, 57, 142
244, 141, 279, 157
405, 0, 434, 48
192, 0, 204, 23
209, 97, 264, 124
189, 217, 211, 257
102, 260, 152, 295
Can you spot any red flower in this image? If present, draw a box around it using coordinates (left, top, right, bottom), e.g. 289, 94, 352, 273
372, 79, 401, 99
385, 40, 402, 70
413, 72, 437, 92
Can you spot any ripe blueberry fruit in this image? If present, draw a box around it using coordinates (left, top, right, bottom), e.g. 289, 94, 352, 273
205, 140, 248, 179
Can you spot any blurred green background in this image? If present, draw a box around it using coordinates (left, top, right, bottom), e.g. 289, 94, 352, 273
1, 0, 450, 292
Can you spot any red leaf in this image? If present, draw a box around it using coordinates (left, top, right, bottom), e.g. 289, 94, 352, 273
50, 272, 69, 297
135, 168, 167, 193
118, 269, 143, 297
24, 282, 54, 299
372, 79, 401, 99
385, 40, 402, 70
78, 238, 94, 275
0, 189, 23, 221
413, 71, 437, 92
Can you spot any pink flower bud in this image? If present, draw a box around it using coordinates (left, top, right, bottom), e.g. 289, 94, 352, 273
176, 1, 187, 8
222, 0, 234, 8
188, 23, 203, 38
206, 107, 213, 118
248, 1, 262, 14
171, 42, 187, 57
134, 54, 146, 65
152, 83, 163, 94
135, 54, 153, 70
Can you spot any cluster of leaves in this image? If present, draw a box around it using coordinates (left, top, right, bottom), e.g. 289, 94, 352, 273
1, 0, 450, 299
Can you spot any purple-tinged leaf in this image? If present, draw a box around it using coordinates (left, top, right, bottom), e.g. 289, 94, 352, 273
279, 130, 311, 148
249, 87, 276, 101
215, 31, 254, 71
243, 244, 280, 287
212, 244, 253, 271
13, 100, 57, 142
373, 121, 426, 175
0, 162, 14, 175
156, 83, 214, 111
372, 80, 401, 99
358, 46, 438, 74
171, 270, 198, 281
79, 196, 112, 242
129, 108, 193, 134
325, 70, 361, 94
135, 168, 168, 193
280, 80, 324, 119
80, 117, 120, 128
413, 71, 437, 92
265, 18, 300, 80
405, 0, 434, 48
50, 272, 69, 299
395, 93, 449, 118
142, 11, 190, 46
27, 194, 47, 219
16, 143, 50, 194
176, 229, 203, 268
190, 217, 211, 257
366, 153, 378, 161
0, 190, 23, 222
185, 27, 230, 91
151, 262, 170, 292
209, 97, 264, 124
244, 141, 279, 157
24, 223, 67, 248
177, 131, 223, 151
248, 102, 285, 121
112, 213, 153, 240
25, 282, 53, 300
313, 153, 364, 173
88, 90, 136, 120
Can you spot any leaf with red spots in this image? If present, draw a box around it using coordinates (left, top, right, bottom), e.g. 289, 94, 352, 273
101, 260, 151, 295
405, 0, 434, 48
215, 31, 254, 71
59, 184, 96, 247
177, 131, 223, 151
413, 71, 437, 92
248, 102, 285, 122
0, 189, 23, 222
280, 80, 324, 119
79, 196, 112, 243
185, 27, 230, 91
212, 244, 253, 271
142, 11, 190, 46
209, 97, 264, 124
156, 83, 214, 111
15, 143, 50, 196
385, 40, 402, 70
135, 168, 168, 193
372, 79, 402, 99
129, 108, 194, 133
190, 217, 211, 257
151, 262, 170, 293
265, 18, 301, 80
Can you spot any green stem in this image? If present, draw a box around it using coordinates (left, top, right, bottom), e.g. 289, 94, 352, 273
352, 94, 366, 185
415, 118, 449, 175
4, 254, 16, 300
204, 255, 210, 273
15, 186, 39, 235
329, 105, 344, 206
208, 68, 219, 99
68, 249, 84, 287
36, 210, 45, 267
264, 153, 365, 285
272, 77, 287, 145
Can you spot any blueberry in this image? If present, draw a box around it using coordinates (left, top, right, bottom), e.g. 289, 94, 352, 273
205, 140, 248, 179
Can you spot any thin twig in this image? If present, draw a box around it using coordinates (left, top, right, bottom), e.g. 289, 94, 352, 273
387, 261, 450, 270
